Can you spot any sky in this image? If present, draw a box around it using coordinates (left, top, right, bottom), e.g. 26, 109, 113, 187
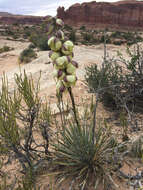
0, 0, 133, 16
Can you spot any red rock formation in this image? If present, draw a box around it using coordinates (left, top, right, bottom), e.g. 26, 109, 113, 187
0, 15, 43, 25
57, 0, 143, 30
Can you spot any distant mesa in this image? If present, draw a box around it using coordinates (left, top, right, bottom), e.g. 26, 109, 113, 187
0, 12, 13, 16
0, 12, 44, 25
57, 0, 143, 30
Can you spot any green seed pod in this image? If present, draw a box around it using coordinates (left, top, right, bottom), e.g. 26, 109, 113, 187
56, 18, 64, 27
48, 37, 62, 51
66, 61, 78, 74
57, 70, 65, 80
48, 36, 55, 46
56, 30, 65, 40
65, 75, 77, 83
56, 80, 66, 94
71, 61, 78, 68
49, 51, 61, 61
62, 40, 74, 55
46, 24, 54, 35
63, 75, 77, 87
68, 52, 74, 59
52, 69, 65, 80
55, 56, 69, 69
66, 63, 76, 74
52, 69, 58, 78
52, 38, 62, 51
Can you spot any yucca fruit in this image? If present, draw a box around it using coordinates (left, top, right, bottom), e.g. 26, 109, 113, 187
56, 18, 64, 27
62, 40, 74, 55
49, 51, 61, 61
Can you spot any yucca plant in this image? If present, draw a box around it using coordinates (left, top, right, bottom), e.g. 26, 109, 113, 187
50, 111, 118, 190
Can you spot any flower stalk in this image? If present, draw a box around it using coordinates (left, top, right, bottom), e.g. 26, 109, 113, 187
47, 17, 79, 126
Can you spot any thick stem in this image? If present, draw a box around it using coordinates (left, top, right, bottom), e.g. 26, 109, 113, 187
67, 87, 79, 127
57, 94, 65, 132
92, 93, 99, 144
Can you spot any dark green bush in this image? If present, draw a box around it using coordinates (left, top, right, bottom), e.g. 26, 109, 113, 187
130, 136, 143, 158
85, 44, 143, 114
122, 32, 134, 41
83, 32, 92, 42
28, 43, 36, 49
19, 47, 37, 63
0, 45, 12, 54
69, 29, 76, 42
85, 62, 123, 93
111, 31, 122, 38
100, 35, 111, 44
113, 40, 123, 46
64, 24, 72, 31
85, 61, 123, 109
80, 25, 86, 30
29, 33, 50, 51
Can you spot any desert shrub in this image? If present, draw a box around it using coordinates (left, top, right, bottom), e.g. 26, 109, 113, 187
5, 28, 14, 36
18, 47, 37, 63
13, 22, 19, 26
126, 35, 143, 46
85, 60, 123, 109
12, 34, 19, 39
50, 108, 118, 190
28, 43, 36, 49
36, 35, 50, 50
100, 35, 111, 44
29, 33, 50, 51
122, 32, 134, 41
0, 72, 52, 188
127, 40, 136, 46
69, 29, 76, 42
64, 24, 72, 31
80, 25, 86, 30
111, 31, 122, 38
81, 40, 88, 45
130, 136, 143, 158
83, 32, 92, 42
0, 45, 12, 54
85, 42, 143, 130
113, 40, 123, 46
23, 29, 31, 39
136, 35, 143, 42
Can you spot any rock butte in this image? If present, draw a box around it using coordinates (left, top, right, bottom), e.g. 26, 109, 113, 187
57, 0, 143, 30
0, 15, 44, 25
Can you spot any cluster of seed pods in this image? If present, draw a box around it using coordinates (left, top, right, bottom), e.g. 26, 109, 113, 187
47, 17, 78, 95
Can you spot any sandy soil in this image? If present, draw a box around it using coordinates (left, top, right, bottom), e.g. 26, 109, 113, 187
0, 38, 128, 95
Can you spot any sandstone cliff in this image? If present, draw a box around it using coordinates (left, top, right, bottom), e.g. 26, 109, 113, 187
0, 15, 43, 25
57, 0, 143, 30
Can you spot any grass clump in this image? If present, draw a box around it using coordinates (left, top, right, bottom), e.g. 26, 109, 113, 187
130, 136, 143, 158
50, 111, 118, 189
18, 47, 37, 63
0, 45, 13, 54
69, 29, 76, 42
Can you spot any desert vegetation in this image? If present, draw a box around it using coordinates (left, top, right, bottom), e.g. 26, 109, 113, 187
0, 17, 143, 190
18, 47, 37, 64
0, 45, 13, 54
